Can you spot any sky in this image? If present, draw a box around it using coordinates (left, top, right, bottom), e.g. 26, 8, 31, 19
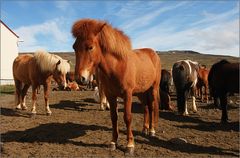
1, 0, 239, 57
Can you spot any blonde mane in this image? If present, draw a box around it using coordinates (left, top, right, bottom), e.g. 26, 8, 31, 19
72, 19, 132, 59
34, 50, 70, 74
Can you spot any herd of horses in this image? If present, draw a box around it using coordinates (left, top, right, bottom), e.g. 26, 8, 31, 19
12, 18, 239, 155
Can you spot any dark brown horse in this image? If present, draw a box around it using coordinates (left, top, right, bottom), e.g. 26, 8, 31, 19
172, 60, 199, 115
208, 59, 239, 122
13, 50, 70, 115
160, 69, 174, 110
72, 19, 161, 154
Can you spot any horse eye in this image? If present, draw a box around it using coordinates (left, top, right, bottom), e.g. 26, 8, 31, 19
87, 46, 94, 52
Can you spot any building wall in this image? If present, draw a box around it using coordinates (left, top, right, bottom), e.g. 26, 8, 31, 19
0, 23, 19, 85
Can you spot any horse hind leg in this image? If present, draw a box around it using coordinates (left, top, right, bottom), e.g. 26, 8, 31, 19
137, 93, 149, 135
183, 90, 190, 115
21, 84, 30, 110
149, 87, 159, 137
220, 94, 228, 123
14, 80, 22, 110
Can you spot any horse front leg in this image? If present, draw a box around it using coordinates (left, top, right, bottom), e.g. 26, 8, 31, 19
123, 91, 134, 155
31, 85, 38, 115
44, 83, 52, 115
107, 96, 118, 151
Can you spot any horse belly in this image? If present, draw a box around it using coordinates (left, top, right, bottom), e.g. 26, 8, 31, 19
133, 66, 155, 93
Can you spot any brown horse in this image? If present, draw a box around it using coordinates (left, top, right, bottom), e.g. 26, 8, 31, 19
208, 59, 239, 123
196, 65, 209, 103
12, 50, 70, 115
72, 19, 161, 154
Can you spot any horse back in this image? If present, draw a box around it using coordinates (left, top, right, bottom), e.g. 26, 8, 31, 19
222, 63, 239, 93
130, 48, 161, 93
172, 60, 198, 89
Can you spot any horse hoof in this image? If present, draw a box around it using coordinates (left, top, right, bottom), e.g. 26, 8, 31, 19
109, 142, 116, 151
221, 119, 229, 124
31, 113, 36, 118
22, 106, 27, 110
125, 147, 134, 156
16, 107, 21, 110
46, 112, 52, 116
142, 128, 148, 136
149, 131, 156, 137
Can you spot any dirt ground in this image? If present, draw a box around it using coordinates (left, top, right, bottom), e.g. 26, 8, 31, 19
0, 87, 239, 157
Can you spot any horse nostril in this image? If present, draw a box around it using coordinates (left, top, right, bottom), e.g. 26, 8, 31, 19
80, 76, 86, 83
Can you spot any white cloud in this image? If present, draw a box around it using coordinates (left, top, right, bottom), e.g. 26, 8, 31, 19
133, 18, 239, 57
132, 3, 239, 57
55, 1, 71, 11
120, 1, 188, 31
14, 18, 70, 52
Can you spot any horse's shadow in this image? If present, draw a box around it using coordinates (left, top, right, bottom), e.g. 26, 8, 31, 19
133, 131, 239, 157
200, 103, 239, 110
0, 107, 30, 118
50, 98, 98, 111
160, 111, 239, 132
1, 122, 110, 148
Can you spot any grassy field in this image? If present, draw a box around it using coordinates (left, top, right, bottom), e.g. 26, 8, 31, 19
0, 85, 15, 95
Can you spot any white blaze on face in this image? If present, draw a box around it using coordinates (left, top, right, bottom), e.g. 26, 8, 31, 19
81, 69, 90, 81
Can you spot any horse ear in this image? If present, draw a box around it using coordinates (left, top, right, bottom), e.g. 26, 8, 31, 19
67, 60, 71, 64
56, 60, 61, 66
95, 23, 107, 35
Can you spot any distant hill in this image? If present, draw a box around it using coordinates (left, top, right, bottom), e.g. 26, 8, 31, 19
20, 50, 239, 71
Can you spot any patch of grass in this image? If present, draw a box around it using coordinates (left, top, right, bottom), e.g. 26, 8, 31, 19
0, 85, 15, 95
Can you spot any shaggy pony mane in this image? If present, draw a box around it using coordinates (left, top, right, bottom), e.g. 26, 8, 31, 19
72, 19, 132, 59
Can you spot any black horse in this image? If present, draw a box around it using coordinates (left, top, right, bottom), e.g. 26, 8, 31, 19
208, 59, 239, 123
172, 60, 199, 115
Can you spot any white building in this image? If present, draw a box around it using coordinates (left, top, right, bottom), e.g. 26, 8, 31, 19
0, 20, 19, 85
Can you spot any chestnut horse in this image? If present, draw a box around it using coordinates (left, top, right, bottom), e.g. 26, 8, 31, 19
12, 50, 70, 115
208, 59, 239, 123
72, 19, 161, 154
196, 65, 209, 103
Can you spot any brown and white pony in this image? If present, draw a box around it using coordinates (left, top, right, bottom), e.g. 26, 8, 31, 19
72, 19, 161, 154
172, 60, 199, 115
12, 50, 70, 115
208, 59, 239, 123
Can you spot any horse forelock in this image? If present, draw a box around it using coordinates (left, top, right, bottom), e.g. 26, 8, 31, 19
34, 50, 70, 74
72, 19, 132, 59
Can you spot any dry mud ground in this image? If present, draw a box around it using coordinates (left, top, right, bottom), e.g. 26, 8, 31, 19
0, 89, 239, 157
